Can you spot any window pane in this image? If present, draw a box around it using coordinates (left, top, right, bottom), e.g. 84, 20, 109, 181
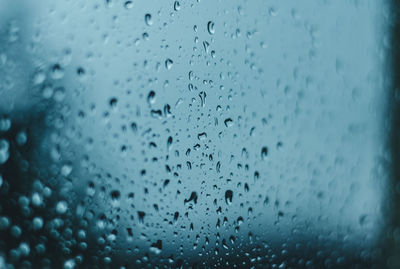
0, 0, 398, 268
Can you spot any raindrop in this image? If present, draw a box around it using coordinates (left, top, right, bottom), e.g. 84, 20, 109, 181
225, 190, 233, 205
184, 191, 198, 204
147, 90, 156, 105
56, 201, 68, 214
32, 70, 46, 85
64, 259, 75, 269
130, 122, 138, 133
167, 136, 173, 151
207, 21, 215, 35
0, 139, 10, 164
261, 146, 268, 160
16, 131, 27, 145
145, 13, 153, 26
165, 58, 173, 70
109, 97, 118, 108
203, 41, 209, 53
77, 66, 85, 77
138, 211, 146, 223
174, 1, 181, 11
254, 171, 260, 181
224, 118, 233, 127
33, 217, 43, 230
111, 190, 121, 201
0, 117, 11, 132
124, 1, 133, 9
197, 132, 207, 140
50, 63, 64, 80
150, 240, 162, 255
199, 91, 206, 107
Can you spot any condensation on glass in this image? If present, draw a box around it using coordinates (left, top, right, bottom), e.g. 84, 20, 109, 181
0, 0, 399, 268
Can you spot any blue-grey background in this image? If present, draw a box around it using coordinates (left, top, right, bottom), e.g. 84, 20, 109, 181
0, 0, 395, 268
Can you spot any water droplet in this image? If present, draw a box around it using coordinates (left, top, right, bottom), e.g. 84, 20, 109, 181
31, 193, 43, 207
19, 242, 30, 256
11, 225, 21, 238
61, 164, 72, 177
138, 211, 146, 223
225, 190, 233, 205
167, 136, 173, 151
261, 146, 268, 160
269, 7, 278, 17
0, 139, 10, 164
197, 132, 207, 140
77, 66, 85, 77
0, 116, 11, 132
56, 201, 68, 214
199, 91, 206, 107
145, 13, 153, 26
150, 240, 162, 254
124, 0, 133, 9
33, 217, 43, 230
174, 1, 181, 11
147, 90, 156, 105
109, 97, 118, 108
165, 58, 173, 70
108, 188, 119, 198
0, 216, 9, 230
224, 118, 233, 127
130, 122, 138, 133
203, 41, 209, 53
184, 191, 198, 204
16, 131, 27, 146
64, 259, 75, 269
254, 171, 260, 181
50, 63, 64, 80
32, 70, 46, 85
207, 21, 215, 35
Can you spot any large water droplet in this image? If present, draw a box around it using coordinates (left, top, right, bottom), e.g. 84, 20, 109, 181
225, 190, 233, 205
145, 13, 153, 26
124, 1, 133, 9
207, 21, 215, 35
165, 58, 173, 70
174, 1, 181, 11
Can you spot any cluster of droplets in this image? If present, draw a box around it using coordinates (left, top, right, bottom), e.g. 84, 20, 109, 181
0, 0, 386, 267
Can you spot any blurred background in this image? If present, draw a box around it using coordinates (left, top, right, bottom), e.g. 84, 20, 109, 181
0, 0, 399, 268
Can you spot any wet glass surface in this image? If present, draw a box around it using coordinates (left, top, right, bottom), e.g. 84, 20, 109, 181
0, 0, 399, 268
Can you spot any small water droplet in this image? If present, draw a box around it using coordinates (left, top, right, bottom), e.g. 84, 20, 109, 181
261, 146, 268, 160
225, 190, 233, 205
56, 201, 68, 214
167, 136, 173, 151
109, 97, 118, 108
0, 139, 10, 164
33, 70, 46, 85
165, 58, 173, 70
150, 240, 162, 254
50, 64, 64, 80
197, 132, 207, 140
138, 211, 146, 223
224, 118, 233, 127
207, 21, 215, 35
145, 13, 153, 26
174, 1, 181, 11
124, 1, 133, 9
147, 90, 156, 105
33, 217, 43, 230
